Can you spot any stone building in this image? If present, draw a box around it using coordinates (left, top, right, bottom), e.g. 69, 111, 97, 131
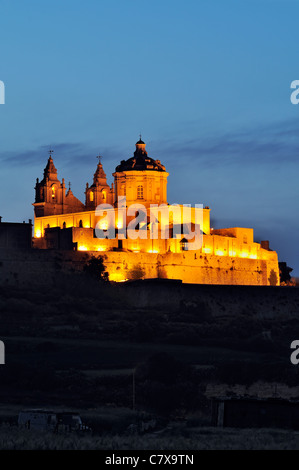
32, 138, 280, 286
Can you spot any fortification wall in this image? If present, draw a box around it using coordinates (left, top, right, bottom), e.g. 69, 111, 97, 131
156, 252, 279, 286
0, 247, 279, 287
0, 249, 87, 287
100, 251, 279, 286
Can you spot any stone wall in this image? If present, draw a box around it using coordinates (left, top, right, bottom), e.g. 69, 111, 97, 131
0, 249, 87, 287
0, 247, 280, 287
156, 251, 279, 286
100, 250, 279, 286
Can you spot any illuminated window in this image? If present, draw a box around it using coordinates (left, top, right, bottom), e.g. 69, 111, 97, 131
102, 190, 106, 200
90, 191, 94, 202
137, 185, 143, 199
180, 238, 188, 251
52, 186, 56, 199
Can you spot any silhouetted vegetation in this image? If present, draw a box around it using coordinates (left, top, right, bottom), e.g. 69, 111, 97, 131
279, 261, 295, 286
83, 256, 108, 281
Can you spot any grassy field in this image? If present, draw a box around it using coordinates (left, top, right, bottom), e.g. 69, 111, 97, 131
0, 423, 298, 450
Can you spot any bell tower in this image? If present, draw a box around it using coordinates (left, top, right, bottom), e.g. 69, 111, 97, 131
85, 156, 113, 209
33, 151, 66, 217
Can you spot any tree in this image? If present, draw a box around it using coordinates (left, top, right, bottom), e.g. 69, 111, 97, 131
83, 256, 108, 281
279, 262, 295, 286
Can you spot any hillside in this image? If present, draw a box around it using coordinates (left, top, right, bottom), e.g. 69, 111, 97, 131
0, 273, 299, 448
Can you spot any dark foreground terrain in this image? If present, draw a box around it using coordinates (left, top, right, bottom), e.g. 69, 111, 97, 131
0, 273, 299, 449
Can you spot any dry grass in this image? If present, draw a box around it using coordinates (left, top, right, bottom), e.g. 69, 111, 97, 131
0, 424, 298, 450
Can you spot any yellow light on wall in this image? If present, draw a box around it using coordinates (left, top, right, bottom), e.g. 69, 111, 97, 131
116, 220, 123, 229
109, 272, 128, 282
229, 250, 237, 257
35, 230, 42, 238
97, 247, 105, 252
239, 251, 248, 258
78, 246, 88, 251
215, 250, 225, 256
147, 249, 159, 253
202, 247, 212, 254
249, 254, 257, 259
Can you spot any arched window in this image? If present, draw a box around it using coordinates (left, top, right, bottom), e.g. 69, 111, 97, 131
102, 190, 106, 200
79, 220, 83, 228
137, 185, 143, 199
89, 191, 94, 202
52, 186, 56, 199
180, 238, 188, 251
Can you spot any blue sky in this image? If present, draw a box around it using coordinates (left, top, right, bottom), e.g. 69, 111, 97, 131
0, 0, 299, 275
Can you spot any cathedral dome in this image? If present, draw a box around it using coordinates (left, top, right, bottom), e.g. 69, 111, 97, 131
115, 138, 166, 172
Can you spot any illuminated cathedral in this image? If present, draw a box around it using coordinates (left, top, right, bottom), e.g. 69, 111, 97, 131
33, 138, 280, 285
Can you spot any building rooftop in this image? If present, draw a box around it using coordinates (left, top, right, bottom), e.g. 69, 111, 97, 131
115, 138, 166, 172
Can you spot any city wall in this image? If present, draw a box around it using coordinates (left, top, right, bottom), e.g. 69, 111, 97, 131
0, 248, 279, 288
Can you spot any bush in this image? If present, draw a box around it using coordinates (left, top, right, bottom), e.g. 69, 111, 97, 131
83, 256, 108, 281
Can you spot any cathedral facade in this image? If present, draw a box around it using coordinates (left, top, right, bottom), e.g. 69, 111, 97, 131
33, 138, 280, 286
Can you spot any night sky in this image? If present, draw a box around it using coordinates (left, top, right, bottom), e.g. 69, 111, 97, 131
0, 0, 299, 274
